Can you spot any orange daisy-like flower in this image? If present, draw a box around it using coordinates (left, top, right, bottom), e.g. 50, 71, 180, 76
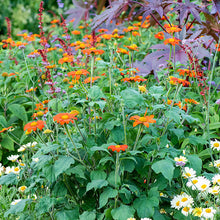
71, 30, 81, 35
82, 47, 105, 55
68, 69, 89, 80
130, 110, 156, 128
0, 126, 13, 133
117, 48, 129, 55
132, 31, 141, 36
53, 113, 78, 125
185, 98, 199, 105
108, 144, 128, 153
177, 69, 196, 77
24, 120, 45, 132
124, 44, 139, 51
51, 19, 60, 24
169, 76, 190, 87
164, 24, 181, 34
164, 38, 180, 46
58, 55, 74, 64
154, 32, 164, 40
101, 34, 113, 40
84, 76, 100, 84
121, 75, 147, 82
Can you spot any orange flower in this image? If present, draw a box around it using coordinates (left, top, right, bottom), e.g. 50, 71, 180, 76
0, 126, 13, 133
53, 113, 78, 125
51, 19, 60, 24
174, 101, 187, 112
108, 144, 128, 153
154, 32, 164, 40
24, 120, 45, 132
84, 76, 100, 84
68, 69, 89, 80
71, 30, 81, 35
164, 24, 181, 34
132, 31, 140, 36
58, 55, 74, 64
82, 47, 105, 55
177, 69, 195, 77
169, 76, 190, 87
117, 48, 129, 55
98, 28, 108, 33
185, 98, 199, 104
124, 44, 138, 51
130, 110, 156, 128
26, 87, 37, 93
101, 34, 113, 40
121, 75, 147, 82
35, 103, 44, 111
164, 38, 180, 46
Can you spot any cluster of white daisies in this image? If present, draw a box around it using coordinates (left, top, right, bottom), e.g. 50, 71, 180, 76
171, 139, 220, 219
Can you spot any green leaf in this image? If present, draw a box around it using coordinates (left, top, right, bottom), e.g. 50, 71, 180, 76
187, 155, 202, 175
8, 104, 27, 123
188, 135, 207, 145
54, 156, 75, 179
149, 86, 165, 100
170, 129, 184, 140
35, 197, 56, 215
152, 159, 174, 183
165, 108, 180, 124
0, 173, 17, 185
133, 196, 154, 218
110, 126, 124, 143
99, 187, 118, 208
86, 180, 108, 192
90, 170, 107, 180
88, 86, 105, 100
42, 165, 55, 183
0, 115, 8, 127
111, 205, 135, 220
4, 199, 30, 217
1, 136, 14, 151
79, 211, 96, 220
56, 209, 79, 220
121, 88, 144, 108
65, 164, 86, 179
209, 122, 220, 130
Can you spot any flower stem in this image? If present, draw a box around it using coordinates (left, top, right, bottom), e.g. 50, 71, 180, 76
114, 152, 120, 208
90, 53, 95, 88
133, 124, 143, 151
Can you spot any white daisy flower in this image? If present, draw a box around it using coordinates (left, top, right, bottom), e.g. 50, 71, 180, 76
201, 207, 216, 219
171, 195, 182, 210
182, 167, 196, 179
17, 146, 26, 152
186, 177, 199, 190
179, 193, 194, 207
196, 177, 211, 192
11, 199, 22, 205
5, 166, 14, 174
212, 174, 220, 185
208, 186, 220, 195
214, 160, 220, 168
174, 156, 188, 167
7, 155, 19, 162
127, 218, 136, 220
210, 139, 220, 151
141, 218, 152, 220
18, 186, 27, 192
181, 206, 192, 216
13, 167, 20, 174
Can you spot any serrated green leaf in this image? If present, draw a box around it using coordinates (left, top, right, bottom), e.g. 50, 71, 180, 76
1, 136, 14, 151
90, 170, 107, 180
79, 211, 96, 220
56, 209, 79, 220
0, 173, 18, 185
88, 86, 105, 100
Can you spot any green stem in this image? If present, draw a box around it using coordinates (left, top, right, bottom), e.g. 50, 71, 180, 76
122, 104, 127, 145
90, 54, 95, 88
75, 120, 86, 143
114, 152, 120, 208
133, 124, 143, 151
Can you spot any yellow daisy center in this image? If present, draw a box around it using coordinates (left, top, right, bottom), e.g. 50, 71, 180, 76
115, 145, 120, 148
14, 167, 19, 172
61, 115, 69, 120
181, 197, 188, 202
139, 117, 147, 122
31, 122, 38, 126
192, 180, 198, 184
205, 208, 211, 213
201, 184, 207, 189
214, 143, 220, 148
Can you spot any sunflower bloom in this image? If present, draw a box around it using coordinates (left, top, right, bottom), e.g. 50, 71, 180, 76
108, 145, 128, 153
24, 120, 45, 132
53, 113, 78, 125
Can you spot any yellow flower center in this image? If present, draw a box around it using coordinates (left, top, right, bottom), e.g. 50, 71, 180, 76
139, 117, 147, 122
115, 145, 120, 148
192, 180, 198, 184
181, 197, 188, 202
201, 184, 207, 189
205, 208, 211, 213
61, 115, 69, 119
186, 172, 191, 177
20, 186, 26, 191
176, 201, 180, 206
214, 143, 220, 148
14, 167, 19, 172
31, 122, 38, 126
183, 207, 189, 212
